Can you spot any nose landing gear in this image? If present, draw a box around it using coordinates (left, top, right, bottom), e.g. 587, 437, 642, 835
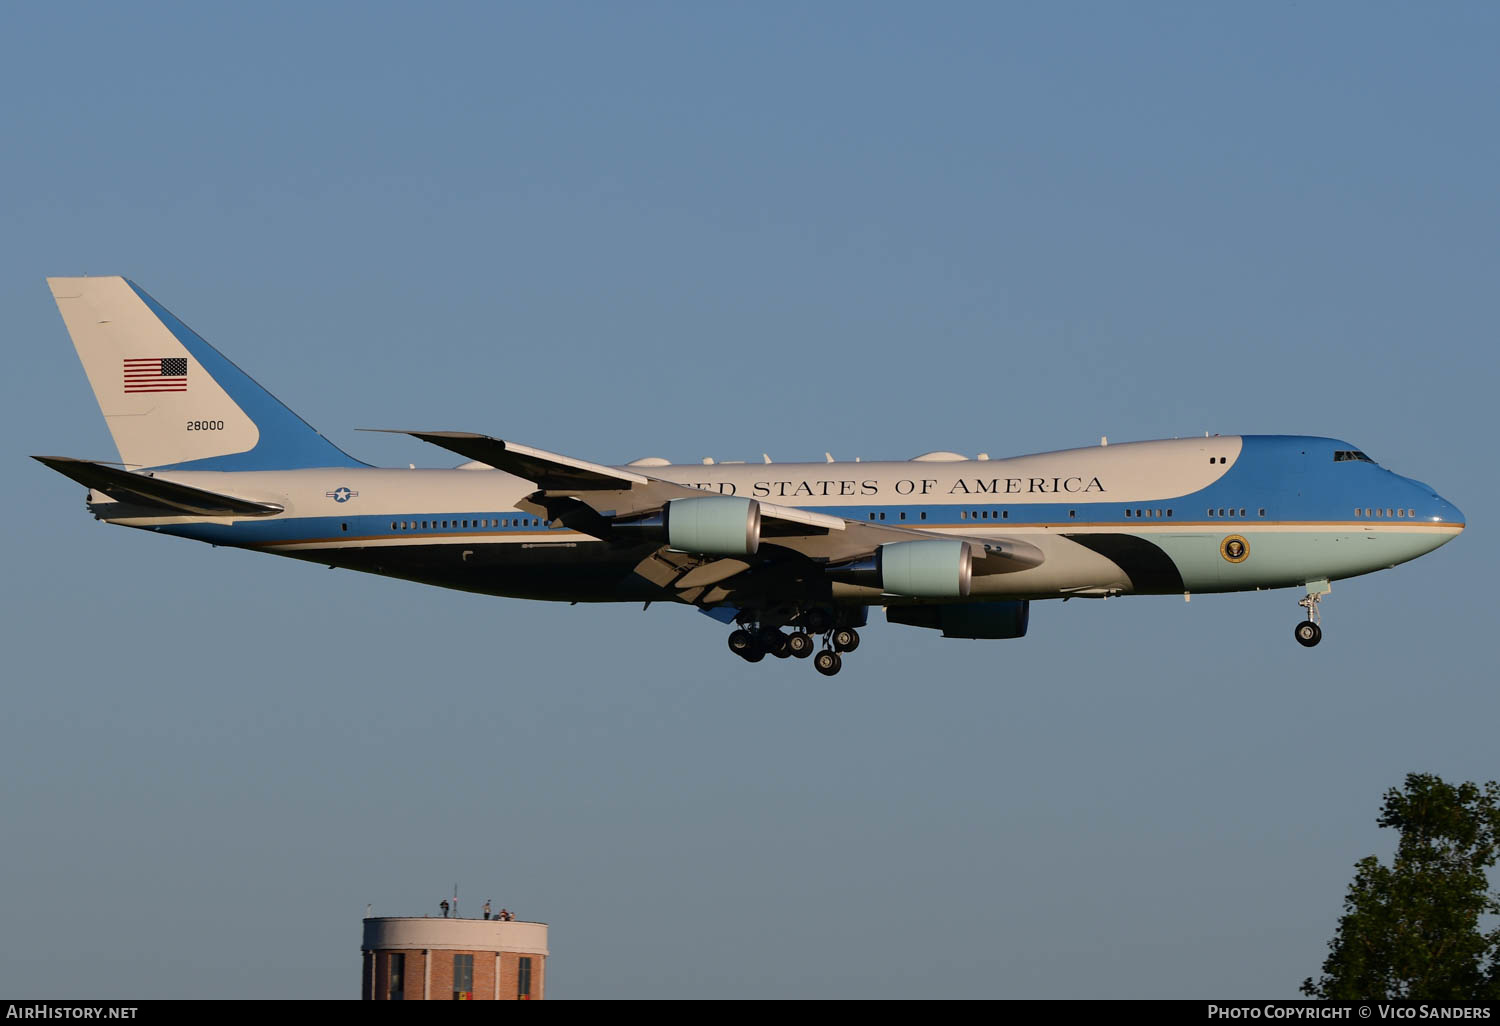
1295, 579, 1330, 648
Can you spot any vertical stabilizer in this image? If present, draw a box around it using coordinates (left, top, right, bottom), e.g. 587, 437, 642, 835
47, 277, 363, 470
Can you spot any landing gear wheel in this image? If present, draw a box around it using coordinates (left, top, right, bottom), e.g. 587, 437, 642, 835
1295, 581, 1328, 649
787, 632, 814, 658
813, 650, 843, 676
831, 627, 860, 653
729, 629, 766, 662
771, 633, 792, 658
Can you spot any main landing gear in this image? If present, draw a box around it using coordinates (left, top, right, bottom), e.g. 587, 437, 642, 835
727, 620, 862, 676
1294, 579, 1330, 648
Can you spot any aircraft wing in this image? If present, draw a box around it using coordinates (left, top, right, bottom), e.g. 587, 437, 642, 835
374, 431, 1044, 576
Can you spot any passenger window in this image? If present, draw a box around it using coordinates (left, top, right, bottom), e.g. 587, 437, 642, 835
1002, 511, 1008, 519
920, 512, 927, 520
1408, 509, 1415, 518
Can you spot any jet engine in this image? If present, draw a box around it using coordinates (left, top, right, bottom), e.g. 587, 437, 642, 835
614, 495, 762, 556
830, 538, 973, 598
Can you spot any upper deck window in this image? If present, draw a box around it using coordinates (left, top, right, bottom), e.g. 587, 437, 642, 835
1334, 450, 1374, 463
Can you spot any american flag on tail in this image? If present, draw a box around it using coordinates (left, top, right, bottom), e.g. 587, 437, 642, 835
123, 357, 188, 393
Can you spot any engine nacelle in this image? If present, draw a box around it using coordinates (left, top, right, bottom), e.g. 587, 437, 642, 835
838, 538, 973, 598
887, 600, 1030, 639
664, 495, 761, 556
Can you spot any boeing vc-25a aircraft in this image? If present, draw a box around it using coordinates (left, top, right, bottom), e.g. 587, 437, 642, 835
37, 278, 1465, 675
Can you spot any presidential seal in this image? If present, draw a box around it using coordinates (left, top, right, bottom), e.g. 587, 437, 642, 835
1220, 534, 1249, 564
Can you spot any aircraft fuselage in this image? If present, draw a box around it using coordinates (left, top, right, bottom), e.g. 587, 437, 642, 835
88, 434, 1464, 606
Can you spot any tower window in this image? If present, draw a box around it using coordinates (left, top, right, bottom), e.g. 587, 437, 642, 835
387, 953, 405, 1001
452, 954, 474, 1001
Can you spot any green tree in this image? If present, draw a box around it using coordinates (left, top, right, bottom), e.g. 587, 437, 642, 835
1302, 773, 1500, 999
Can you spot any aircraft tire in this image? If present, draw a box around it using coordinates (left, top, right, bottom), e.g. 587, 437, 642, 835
728, 629, 755, 657
832, 627, 860, 653
787, 632, 814, 658
1295, 621, 1322, 648
814, 650, 842, 676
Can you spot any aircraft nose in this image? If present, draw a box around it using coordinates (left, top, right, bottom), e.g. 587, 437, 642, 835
1436, 495, 1465, 529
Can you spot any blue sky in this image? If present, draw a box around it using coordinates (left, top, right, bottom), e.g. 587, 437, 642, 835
2, 1, 1495, 999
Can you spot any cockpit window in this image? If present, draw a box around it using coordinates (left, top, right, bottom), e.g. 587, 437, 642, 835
1333, 450, 1374, 463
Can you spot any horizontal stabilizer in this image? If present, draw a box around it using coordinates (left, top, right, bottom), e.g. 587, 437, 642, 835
33, 456, 284, 516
